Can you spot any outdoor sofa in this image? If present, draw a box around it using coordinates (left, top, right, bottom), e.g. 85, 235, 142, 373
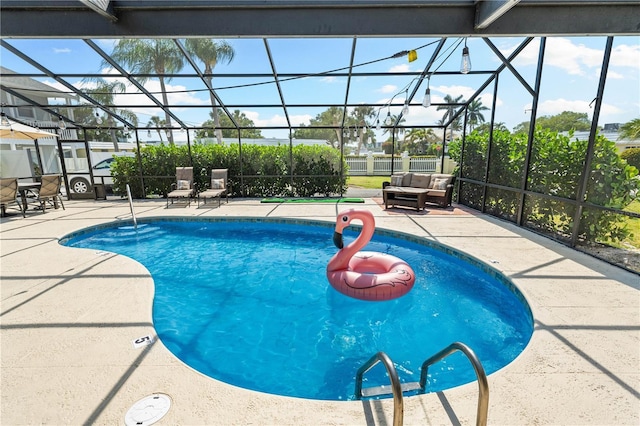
383, 172, 455, 211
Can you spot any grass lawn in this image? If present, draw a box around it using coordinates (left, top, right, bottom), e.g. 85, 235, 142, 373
347, 175, 389, 189
623, 199, 640, 249
626, 199, 640, 214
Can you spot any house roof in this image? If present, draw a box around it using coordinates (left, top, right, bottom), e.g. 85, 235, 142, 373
1, 66, 76, 100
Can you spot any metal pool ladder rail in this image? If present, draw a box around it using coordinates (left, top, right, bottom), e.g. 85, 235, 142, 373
126, 184, 137, 229
355, 342, 489, 426
355, 351, 405, 426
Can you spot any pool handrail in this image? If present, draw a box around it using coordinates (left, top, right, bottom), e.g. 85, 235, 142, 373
354, 351, 403, 426
126, 184, 137, 229
419, 341, 489, 426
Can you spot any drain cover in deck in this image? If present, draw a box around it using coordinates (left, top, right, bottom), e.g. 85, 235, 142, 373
124, 393, 172, 426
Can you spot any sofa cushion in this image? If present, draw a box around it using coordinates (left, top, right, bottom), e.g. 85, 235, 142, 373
410, 173, 431, 189
390, 174, 405, 186
429, 174, 452, 189
426, 189, 446, 197
401, 173, 413, 186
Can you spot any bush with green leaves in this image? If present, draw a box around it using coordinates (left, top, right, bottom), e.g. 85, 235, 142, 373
620, 147, 640, 171
448, 128, 639, 243
291, 145, 346, 196
111, 143, 348, 198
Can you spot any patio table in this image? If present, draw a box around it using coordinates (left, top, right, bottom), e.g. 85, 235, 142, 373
17, 181, 41, 211
383, 186, 430, 211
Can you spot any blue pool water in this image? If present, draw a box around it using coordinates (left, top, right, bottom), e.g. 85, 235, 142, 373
61, 218, 533, 401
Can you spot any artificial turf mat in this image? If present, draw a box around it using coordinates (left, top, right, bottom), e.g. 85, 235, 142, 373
260, 197, 364, 203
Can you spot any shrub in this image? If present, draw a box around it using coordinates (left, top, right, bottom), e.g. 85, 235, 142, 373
111, 143, 348, 198
448, 128, 639, 243
621, 147, 640, 171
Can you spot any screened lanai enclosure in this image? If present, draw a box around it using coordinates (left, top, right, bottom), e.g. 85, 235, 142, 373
1, 1, 639, 273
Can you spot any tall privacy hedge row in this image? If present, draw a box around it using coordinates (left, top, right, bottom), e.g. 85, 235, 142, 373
111, 143, 348, 198
448, 128, 639, 243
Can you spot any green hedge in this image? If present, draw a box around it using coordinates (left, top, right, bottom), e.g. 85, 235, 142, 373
621, 147, 640, 171
448, 128, 639, 243
111, 143, 348, 198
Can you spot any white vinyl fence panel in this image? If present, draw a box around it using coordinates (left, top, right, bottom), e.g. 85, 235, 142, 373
345, 156, 439, 175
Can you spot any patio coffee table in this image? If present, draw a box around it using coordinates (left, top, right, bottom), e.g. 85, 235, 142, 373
383, 186, 430, 211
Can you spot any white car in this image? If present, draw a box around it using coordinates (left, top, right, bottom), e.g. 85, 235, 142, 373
68, 157, 118, 194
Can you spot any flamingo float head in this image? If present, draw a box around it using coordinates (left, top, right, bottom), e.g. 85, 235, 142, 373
332, 209, 375, 249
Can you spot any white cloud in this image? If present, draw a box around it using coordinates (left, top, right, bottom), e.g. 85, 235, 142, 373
401, 104, 445, 127
479, 93, 502, 108
378, 84, 398, 94
243, 110, 312, 128
43, 72, 207, 125
96, 39, 118, 50
432, 84, 475, 100
53, 48, 71, 54
606, 70, 624, 79
504, 37, 639, 77
535, 98, 622, 117
610, 43, 640, 68
388, 64, 410, 73
321, 76, 337, 83
289, 114, 314, 127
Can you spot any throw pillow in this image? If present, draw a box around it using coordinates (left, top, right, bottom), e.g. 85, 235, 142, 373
431, 178, 449, 190
211, 178, 225, 189
390, 175, 404, 186
177, 180, 190, 190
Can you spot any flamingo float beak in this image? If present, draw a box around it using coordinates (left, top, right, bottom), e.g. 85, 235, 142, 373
333, 231, 344, 249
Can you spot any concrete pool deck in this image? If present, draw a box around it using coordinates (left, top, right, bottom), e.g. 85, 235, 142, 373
1, 197, 638, 425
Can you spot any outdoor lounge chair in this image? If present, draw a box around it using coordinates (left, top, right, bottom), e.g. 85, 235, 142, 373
0, 178, 25, 217
198, 168, 229, 207
167, 167, 195, 207
27, 174, 65, 213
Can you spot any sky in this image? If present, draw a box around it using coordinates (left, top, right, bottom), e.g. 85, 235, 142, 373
1, 35, 639, 143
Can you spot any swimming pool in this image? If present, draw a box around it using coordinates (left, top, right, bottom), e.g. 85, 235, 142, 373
61, 217, 533, 401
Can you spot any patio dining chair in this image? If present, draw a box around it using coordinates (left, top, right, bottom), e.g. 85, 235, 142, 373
167, 167, 195, 207
197, 168, 230, 207
0, 178, 25, 218
27, 174, 65, 213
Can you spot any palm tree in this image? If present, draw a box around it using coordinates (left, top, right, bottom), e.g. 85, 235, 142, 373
349, 105, 376, 155
107, 39, 185, 144
79, 79, 139, 150
437, 94, 464, 141
467, 98, 489, 131
404, 128, 438, 155
382, 114, 407, 153
184, 39, 235, 145
146, 116, 167, 142
619, 118, 640, 140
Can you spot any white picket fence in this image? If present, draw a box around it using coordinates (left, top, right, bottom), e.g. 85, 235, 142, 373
345, 155, 453, 175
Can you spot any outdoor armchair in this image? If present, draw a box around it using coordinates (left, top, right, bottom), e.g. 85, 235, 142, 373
198, 168, 230, 207
167, 167, 195, 207
0, 178, 26, 217
26, 174, 65, 213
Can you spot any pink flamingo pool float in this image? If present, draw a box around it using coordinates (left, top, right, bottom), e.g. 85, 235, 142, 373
326, 209, 416, 301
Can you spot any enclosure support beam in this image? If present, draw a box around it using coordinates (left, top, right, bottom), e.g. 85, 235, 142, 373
570, 37, 614, 247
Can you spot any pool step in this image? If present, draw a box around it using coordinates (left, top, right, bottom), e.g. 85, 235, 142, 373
361, 381, 422, 398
